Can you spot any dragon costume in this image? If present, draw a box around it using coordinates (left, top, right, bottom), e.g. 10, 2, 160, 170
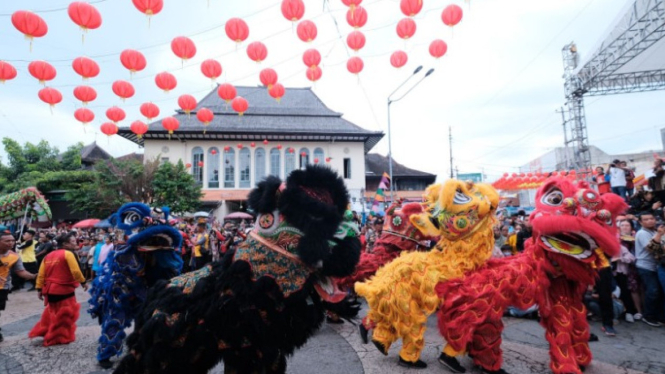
114, 165, 361, 374
355, 179, 499, 368
88, 203, 183, 368
436, 178, 627, 374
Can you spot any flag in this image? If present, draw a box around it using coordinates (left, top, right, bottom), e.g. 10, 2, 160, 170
371, 172, 390, 214
379, 172, 391, 190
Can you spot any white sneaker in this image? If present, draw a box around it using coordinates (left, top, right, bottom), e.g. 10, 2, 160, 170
634, 313, 643, 321
625, 314, 635, 323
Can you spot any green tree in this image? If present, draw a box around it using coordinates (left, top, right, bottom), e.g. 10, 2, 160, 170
153, 160, 203, 214
60, 143, 84, 171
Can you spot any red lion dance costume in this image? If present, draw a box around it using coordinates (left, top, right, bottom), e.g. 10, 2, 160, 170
436, 178, 626, 374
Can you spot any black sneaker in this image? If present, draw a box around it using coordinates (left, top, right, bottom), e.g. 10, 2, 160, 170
398, 357, 427, 369
438, 352, 466, 373
588, 333, 599, 342
358, 323, 369, 344
372, 340, 388, 356
98, 359, 113, 369
642, 318, 662, 327
481, 369, 509, 374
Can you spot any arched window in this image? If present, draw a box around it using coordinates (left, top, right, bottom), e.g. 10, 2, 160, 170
299, 148, 310, 169
223, 148, 235, 188
255, 148, 266, 185
313, 147, 325, 165
207, 147, 220, 188
284, 149, 296, 177
239, 147, 251, 188
192, 147, 203, 185
269, 148, 281, 178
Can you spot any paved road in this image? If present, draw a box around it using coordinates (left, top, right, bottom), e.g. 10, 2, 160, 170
1, 287, 663, 374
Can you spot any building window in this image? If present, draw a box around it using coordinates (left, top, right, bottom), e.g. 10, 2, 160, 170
255, 148, 266, 185
343, 158, 351, 179
313, 147, 324, 165
239, 147, 251, 188
207, 147, 220, 188
270, 148, 281, 178
285, 150, 296, 177
161, 157, 169, 165
192, 147, 203, 185
299, 148, 310, 169
224, 148, 235, 188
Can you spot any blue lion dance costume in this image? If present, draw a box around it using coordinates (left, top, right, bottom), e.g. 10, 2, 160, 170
88, 203, 183, 368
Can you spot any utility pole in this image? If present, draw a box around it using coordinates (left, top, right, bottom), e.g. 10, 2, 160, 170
449, 125, 454, 179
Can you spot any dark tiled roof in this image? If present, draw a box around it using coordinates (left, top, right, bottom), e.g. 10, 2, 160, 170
81, 142, 112, 163
116, 152, 144, 163
118, 86, 383, 153
365, 153, 436, 178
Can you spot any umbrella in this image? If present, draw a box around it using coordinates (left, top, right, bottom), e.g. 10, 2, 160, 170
94, 218, 113, 229
72, 218, 100, 229
225, 212, 254, 220
193, 211, 210, 218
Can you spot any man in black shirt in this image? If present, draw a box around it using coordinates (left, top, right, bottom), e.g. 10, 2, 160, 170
516, 222, 533, 253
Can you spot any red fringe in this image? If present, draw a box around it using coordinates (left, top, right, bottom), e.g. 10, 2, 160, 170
29, 296, 80, 346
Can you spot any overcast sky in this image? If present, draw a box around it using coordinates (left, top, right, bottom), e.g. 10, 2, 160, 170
1, 0, 663, 182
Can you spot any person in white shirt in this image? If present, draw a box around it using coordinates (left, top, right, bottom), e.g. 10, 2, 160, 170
609, 159, 629, 200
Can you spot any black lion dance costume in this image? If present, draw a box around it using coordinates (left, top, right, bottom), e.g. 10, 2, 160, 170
115, 165, 361, 374
88, 203, 183, 368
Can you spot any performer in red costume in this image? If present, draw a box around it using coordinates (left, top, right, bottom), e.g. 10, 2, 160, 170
436, 178, 627, 374
29, 232, 87, 347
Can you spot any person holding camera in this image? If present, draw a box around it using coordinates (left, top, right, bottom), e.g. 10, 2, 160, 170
635, 213, 665, 327
609, 159, 629, 201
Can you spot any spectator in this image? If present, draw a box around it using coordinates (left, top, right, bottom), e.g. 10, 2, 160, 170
192, 222, 210, 270
96, 235, 114, 272
78, 238, 92, 280
35, 232, 55, 268
495, 225, 509, 248
15, 229, 38, 291
615, 220, 642, 322
635, 213, 665, 327
623, 161, 636, 198
608, 159, 628, 200
645, 217, 665, 328
516, 222, 532, 253
593, 166, 611, 195
629, 190, 659, 216
649, 159, 665, 204
365, 219, 383, 253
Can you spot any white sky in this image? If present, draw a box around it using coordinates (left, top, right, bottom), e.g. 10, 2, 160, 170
1, 0, 663, 182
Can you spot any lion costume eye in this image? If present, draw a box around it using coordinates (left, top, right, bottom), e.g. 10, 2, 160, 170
453, 190, 472, 205
541, 189, 564, 207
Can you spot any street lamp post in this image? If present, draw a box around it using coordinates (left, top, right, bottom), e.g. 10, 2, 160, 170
387, 66, 435, 202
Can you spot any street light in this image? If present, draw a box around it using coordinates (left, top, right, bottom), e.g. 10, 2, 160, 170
387, 66, 435, 202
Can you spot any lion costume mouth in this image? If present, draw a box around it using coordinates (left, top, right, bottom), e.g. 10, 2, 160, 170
314, 276, 347, 303
540, 232, 596, 260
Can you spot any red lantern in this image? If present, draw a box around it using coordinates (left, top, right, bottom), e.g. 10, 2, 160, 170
132, 0, 163, 18
11, 11, 48, 50
130, 120, 148, 138
237, 144, 244, 149
231, 96, 249, 116
198, 161, 204, 167
171, 36, 197, 63
100, 122, 118, 136
120, 50, 146, 75
68, 2, 102, 39
106, 106, 126, 123
297, 20, 317, 42
429, 39, 448, 59
347, 31, 366, 52
162, 116, 180, 134
28, 61, 56, 85
396, 18, 416, 40
73, 85, 97, 105
178, 94, 197, 115
269, 83, 285, 103
140, 102, 160, 121
223, 146, 231, 152
211, 149, 218, 155
390, 51, 408, 68
289, 148, 295, 154
201, 59, 222, 82
300, 152, 307, 157
250, 142, 256, 148
342, 0, 362, 8
38, 87, 62, 108
72, 56, 100, 80
400, 0, 423, 17
306, 66, 322, 82
263, 139, 269, 145
325, 157, 331, 163
347, 57, 364, 75
441, 5, 463, 27
155, 71, 177, 92
247, 42, 268, 63
277, 145, 283, 150
0, 61, 18, 83
281, 0, 305, 22
185, 163, 192, 168
346, 6, 368, 29
225, 18, 249, 44
302, 49, 321, 68
196, 107, 214, 126
260, 68, 278, 89
217, 83, 237, 103
314, 158, 319, 164
112, 80, 135, 100
74, 108, 95, 125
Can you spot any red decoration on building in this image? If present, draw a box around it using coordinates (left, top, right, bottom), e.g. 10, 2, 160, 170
237, 143, 244, 149
302, 49, 321, 68
390, 50, 408, 68
130, 120, 148, 138
289, 148, 295, 154
140, 102, 160, 121
231, 96, 249, 115
217, 83, 237, 103
346, 31, 366, 52
396, 18, 416, 40
74, 108, 95, 125
281, 0, 305, 22
28, 61, 56, 85
314, 158, 319, 164
185, 163, 192, 168
201, 59, 222, 82
441, 4, 463, 27
68, 2, 102, 39
106, 106, 126, 123
259, 68, 278, 89
347, 56, 364, 74
223, 146, 231, 152
225, 18, 249, 44
38, 87, 62, 108
100, 122, 118, 136
325, 157, 331, 163
0, 61, 18, 83
73, 85, 97, 105
346, 6, 368, 29
429, 39, 448, 59
306, 66, 322, 82
112, 80, 135, 100
120, 50, 147, 75
72, 56, 100, 79
171, 36, 197, 63
198, 161, 204, 167
210, 149, 218, 155
247, 42, 268, 63
178, 94, 197, 115
400, 0, 423, 17
297, 20, 317, 42
277, 145, 283, 150
263, 139, 269, 145
250, 142, 256, 148
11, 10, 48, 50
268, 83, 285, 103
162, 116, 180, 134
155, 71, 177, 92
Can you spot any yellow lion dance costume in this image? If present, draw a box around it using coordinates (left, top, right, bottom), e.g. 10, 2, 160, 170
355, 179, 499, 368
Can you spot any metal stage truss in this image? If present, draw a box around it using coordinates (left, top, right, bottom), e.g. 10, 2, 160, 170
561, 0, 665, 174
